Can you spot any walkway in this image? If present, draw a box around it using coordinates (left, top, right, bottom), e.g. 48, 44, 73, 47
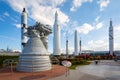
0, 65, 66, 80
49, 60, 120, 80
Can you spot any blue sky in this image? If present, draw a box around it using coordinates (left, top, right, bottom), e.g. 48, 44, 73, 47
0, 0, 120, 53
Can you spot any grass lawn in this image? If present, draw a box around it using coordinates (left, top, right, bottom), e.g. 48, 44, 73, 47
69, 61, 91, 69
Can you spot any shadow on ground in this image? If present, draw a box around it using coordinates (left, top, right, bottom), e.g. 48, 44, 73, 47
20, 75, 46, 80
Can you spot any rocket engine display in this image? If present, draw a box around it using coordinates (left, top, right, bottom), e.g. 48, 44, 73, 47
17, 8, 52, 72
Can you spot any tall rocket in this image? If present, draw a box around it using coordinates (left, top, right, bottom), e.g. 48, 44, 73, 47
79, 38, 81, 54
66, 36, 68, 57
21, 8, 28, 49
74, 30, 78, 56
109, 19, 114, 55
53, 11, 61, 55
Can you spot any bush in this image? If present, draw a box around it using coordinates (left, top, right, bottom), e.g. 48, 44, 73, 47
69, 61, 91, 69
71, 61, 81, 65
58, 58, 88, 66
0, 55, 19, 68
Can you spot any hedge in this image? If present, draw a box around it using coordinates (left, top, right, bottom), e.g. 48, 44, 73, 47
0, 55, 19, 68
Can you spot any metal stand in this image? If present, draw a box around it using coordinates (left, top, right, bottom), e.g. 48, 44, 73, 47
3, 59, 14, 75
10, 62, 13, 75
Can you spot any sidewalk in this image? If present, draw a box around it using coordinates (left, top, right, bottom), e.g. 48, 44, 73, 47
0, 65, 66, 80
48, 60, 120, 80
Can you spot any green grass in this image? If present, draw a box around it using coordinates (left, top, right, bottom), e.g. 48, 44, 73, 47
69, 61, 91, 69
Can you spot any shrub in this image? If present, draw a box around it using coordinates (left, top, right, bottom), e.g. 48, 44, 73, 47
0, 55, 18, 68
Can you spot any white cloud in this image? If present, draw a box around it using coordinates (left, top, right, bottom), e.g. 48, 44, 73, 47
95, 16, 100, 22
114, 25, 120, 35
114, 43, 120, 50
4, 12, 9, 17
84, 24, 120, 51
96, 22, 103, 29
51, 0, 66, 7
14, 23, 21, 28
66, 16, 103, 35
62, 21, 78, 35
112, 25, 120, 50
68, 47, 74, 54
114, 25, 120, 48
61, 47, 74, 54
97, 0, 110, 11
87, 39, 108, 51
94, 16, 103, 30
75, 23, 94, 34
70, 0, 93, 11
6, 0, 69, 27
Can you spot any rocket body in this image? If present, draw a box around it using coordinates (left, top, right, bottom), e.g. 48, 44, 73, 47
79, 39, 81, 54
74, 30, 78, 56
109, 20, 114, 55
66, 39, 68, 57
21, 8, 28, 49
53, 11, 61, 55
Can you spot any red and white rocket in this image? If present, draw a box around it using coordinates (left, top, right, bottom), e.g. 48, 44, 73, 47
21, 8, 28, 49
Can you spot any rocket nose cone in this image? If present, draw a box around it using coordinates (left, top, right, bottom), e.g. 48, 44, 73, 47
23, 8, 26, 12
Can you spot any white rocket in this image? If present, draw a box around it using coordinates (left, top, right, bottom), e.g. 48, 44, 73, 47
21, 8, 28, 49
53, 11, 61, 55
74, 30, 78, 56
109, 19, 114, 55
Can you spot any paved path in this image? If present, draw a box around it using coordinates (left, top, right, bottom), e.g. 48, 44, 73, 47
0, 65, 67, 80
48, 60, 120, 80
